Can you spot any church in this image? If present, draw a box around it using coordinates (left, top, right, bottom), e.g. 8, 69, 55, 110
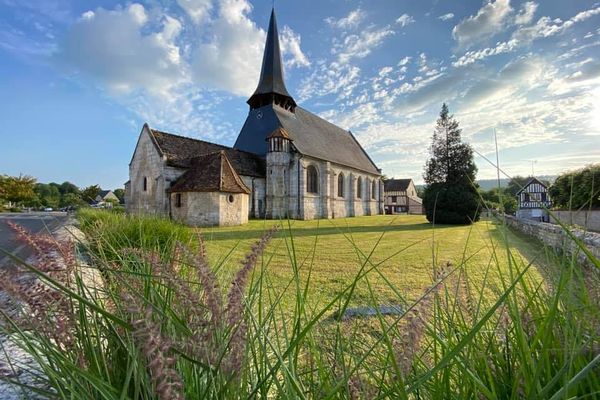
125, 9, 384, 226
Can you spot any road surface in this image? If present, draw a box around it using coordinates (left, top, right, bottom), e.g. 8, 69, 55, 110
0, 212, 69, 264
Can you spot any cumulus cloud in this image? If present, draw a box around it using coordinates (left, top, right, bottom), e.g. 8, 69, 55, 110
515, 1, 538, 25
60, 4, 187, 96
325, 8, 366, 30
438, 13, 454, 21
177, 0, 213, 23
191, 0, 308, 96
452, 0, 513, 49
396, 14, 415, 27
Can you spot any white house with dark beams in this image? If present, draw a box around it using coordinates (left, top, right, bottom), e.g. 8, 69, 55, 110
516, 177, 552, 222
125, 9, 383, 226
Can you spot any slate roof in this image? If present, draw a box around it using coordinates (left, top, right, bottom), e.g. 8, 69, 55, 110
383, 179, 413, 192
98, 190, 112, 198
147, 126, 265, 178
248, 9, 294, 106
234, 105, 380, 175
169, 151, 250, 194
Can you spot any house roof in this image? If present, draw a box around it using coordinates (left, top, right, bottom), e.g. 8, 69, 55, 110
515, 177, 548, 195
383, 179, 413, 192
98, 190, 113, 198
147, 126, 265, 178
234, 105, 381, 175
169, 151, 250, 194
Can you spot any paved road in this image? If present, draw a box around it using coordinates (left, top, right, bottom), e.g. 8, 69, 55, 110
0, 212, 68, 263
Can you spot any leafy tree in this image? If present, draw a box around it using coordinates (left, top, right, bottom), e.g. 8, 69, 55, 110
549, 164, 600, 209
422, 103, 479, 224
2, 174, 37, 207
59, 181, 80, 195
34, 183, 61, 209
81, 185, 101, 204
113, 188, 125, 203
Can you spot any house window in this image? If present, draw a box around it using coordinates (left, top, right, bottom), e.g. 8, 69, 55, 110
372, 180, 377, 199
357, 177, 362, 199
143, 177, 147, 191
391, 196, 397, 203
524, 193, 530, 202
307, 165, 318, 194
338, 173, 344, 197
228, 194, 235, 203
175, 193, 182, 208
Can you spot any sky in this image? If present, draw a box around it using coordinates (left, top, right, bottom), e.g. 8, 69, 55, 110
0, 0, 599, 190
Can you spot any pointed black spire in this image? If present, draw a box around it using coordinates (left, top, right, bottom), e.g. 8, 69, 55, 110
247, 8, 296, 112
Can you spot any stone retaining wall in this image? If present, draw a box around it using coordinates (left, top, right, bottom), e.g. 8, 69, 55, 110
502, 215, 600, 267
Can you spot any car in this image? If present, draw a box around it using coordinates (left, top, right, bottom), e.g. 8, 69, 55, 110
44, 207, 53, 212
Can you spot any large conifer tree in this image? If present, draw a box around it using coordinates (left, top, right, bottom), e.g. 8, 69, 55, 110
422, 103, 480, 224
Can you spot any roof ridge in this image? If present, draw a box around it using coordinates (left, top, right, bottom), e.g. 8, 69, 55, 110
149, 127, 231, 149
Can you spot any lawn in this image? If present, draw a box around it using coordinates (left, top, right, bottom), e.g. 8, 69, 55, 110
194, 214, 552, 312
4, 209, 598, 399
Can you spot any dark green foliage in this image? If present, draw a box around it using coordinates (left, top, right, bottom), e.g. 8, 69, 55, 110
423, 182, 480, 224
81, 184, 102, 204
423, 103, 479, 224
113, 188, 125, 203
549, 164, 600, 209
479, 187, 518, 214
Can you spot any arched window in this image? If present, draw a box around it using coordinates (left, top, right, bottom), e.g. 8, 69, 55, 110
357, 177, 362, 199
306, 165, 319, 194
337, 173, 344, 197
372, 180, 377, 199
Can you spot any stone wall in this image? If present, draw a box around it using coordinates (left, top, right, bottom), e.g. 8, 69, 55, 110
551, 210, 600, 233
170, 192, 249, 226
127, 127, 185, 217
503, 214, 600, 267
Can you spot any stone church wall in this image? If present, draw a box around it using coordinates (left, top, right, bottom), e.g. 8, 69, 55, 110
170, 192, 249, 226
219, 193, 249, 226
240, 176, 266, 218
127, 129, 170, 216
296, 156, 383, 220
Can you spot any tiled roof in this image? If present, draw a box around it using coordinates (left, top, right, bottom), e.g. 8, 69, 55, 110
234, 105, 381, 174
266, 127, 291, 140
169, 151, 250, 194
147, 127, 265, 178
384, 179, 413, 192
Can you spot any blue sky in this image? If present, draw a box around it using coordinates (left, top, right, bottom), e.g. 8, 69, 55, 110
0, 0, 599, 190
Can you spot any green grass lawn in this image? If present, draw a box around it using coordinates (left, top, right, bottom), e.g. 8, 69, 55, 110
197, 214, 553, 312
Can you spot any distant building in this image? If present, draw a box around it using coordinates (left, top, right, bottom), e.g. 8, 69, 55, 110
95, 190, 120, 207
125, 9, 383, 226
516, 177, 551, 222
383, 179, 423, 215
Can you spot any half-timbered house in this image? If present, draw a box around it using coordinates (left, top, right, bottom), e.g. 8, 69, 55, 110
383, 179, 423, 215
516, 177, 552, 222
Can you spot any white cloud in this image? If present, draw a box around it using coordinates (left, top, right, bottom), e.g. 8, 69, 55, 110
452, 39, 519, 67
325, 8, 366, 30
515, 1, 538, 25
60, 3, 187, 96
452, 0, 513, 49
438, 13, 454, 21
298, 61, 361, 101
396, 14, 415, 27
280, 25, 310, 68
333, 25, 394, 64
398, 56, 411, 66
191, 0, 308, 96
177, 0, 213, 23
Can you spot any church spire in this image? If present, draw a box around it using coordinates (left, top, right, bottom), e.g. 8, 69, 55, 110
247, 8, 297, 112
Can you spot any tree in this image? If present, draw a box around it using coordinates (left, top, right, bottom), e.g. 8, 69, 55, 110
422, 103, 479, 224
113, 188, 125, 203
549, 164, 600, 209
81, 185, 101, 204
2, 174, 37, 207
